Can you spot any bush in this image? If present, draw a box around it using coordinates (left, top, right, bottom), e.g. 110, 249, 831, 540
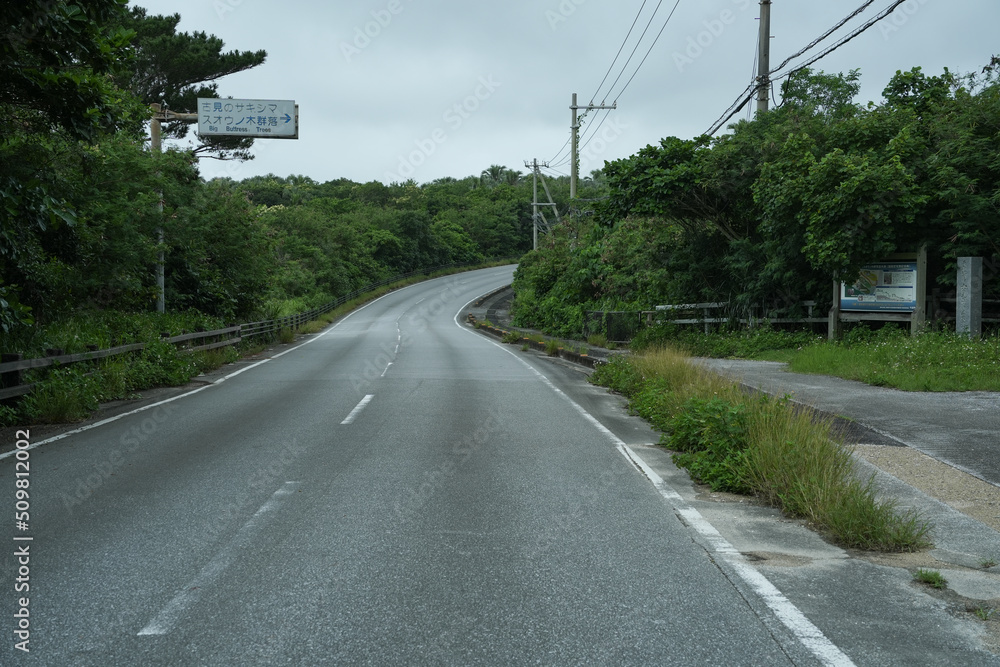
21, 366, 101, 424
668, 397, 753, 494
632, 322, 822, 357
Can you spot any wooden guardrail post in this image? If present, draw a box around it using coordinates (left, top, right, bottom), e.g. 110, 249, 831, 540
1, 353, 22, 392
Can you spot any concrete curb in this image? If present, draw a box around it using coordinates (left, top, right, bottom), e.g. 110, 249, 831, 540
465, 314, 599, 369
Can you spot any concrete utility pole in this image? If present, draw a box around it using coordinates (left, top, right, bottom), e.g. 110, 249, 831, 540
524, 159, 558, 250
529, 160, 540, 250
570, 93, 616, 202
149, 104, 198, 313
150, 103, 165, 314
755, 0, 772, 113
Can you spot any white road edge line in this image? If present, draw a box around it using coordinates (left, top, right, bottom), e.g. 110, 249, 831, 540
341, 394, 375, 424
452, 292, 856, 667
617, 445, 856, 667
0, 285, 407, 461
137, 481, 302, 636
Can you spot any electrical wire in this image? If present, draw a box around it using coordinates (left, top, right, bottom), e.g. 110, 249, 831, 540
610, 0, 683, 105
549, 108, 590, 167
705, 0, 908, 135
769, 0, 878, 76
576, 108, 614, 157
747, 29, 760, 122
772, 0, 907, 80
590, 0, 650, 104
704, 82, 756, 136
599, 0, 666, 104
548, 0, 685, 172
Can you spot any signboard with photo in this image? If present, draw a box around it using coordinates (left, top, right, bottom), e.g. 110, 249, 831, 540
841, 261, 918, 312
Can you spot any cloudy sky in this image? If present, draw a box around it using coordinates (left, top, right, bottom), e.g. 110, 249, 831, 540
135, 0, 998, 186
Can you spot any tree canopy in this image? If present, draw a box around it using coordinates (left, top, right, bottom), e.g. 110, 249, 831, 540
114, 7, 268, 160
513, 64, 1000, 336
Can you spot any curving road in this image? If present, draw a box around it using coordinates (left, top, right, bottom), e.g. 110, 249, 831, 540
1, 265, 992, 665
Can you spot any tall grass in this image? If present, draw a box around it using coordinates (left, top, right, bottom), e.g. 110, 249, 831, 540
785, 328, 1000, 392
591, 347, 931, 552
632, 321, 1000, 392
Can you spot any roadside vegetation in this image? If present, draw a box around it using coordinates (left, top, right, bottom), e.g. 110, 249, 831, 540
590, 347, 932, 552
630, 322, 1000, 392
511, 65, 1000, 341
1, 4, 551, 425
0, 261, 507, 427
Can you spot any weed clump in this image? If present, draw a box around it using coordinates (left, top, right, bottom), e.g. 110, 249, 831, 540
590, 348, 932, 552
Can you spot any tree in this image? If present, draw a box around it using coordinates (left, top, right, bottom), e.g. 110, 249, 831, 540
480, 164, 508, 188
1, 0, 142, 331
115, 7, 267, 161
1, 0, 139, 142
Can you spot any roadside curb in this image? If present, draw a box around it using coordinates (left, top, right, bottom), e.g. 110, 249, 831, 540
465, 314, 600, 369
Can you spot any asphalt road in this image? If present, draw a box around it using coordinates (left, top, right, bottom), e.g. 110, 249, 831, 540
0, 266, 995, 665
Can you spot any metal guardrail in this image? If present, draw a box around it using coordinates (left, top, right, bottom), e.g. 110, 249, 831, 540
0, 259, 517, 401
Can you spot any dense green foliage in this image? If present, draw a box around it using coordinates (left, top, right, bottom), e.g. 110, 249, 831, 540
513, 64, 1000, 336
668, 396, 753, 494
0, 4, 536, 350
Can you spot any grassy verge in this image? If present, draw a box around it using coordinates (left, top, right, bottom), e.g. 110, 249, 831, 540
590, 347, 932, 552
774, 328, 1000, 392
631, 322, 1000, 392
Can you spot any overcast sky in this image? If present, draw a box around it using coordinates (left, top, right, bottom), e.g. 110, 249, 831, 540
134, 0, 998, 186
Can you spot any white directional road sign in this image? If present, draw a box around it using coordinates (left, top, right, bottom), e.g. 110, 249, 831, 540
197, 98, 297, 139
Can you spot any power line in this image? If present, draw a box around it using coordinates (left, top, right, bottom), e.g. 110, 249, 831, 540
590, 0, 650, 104
704, 82, 756, 136
610, 0, 684, 105
773, 0, 908, 80
748, 27, 760, 122
578, 108, 614, 154
599, 0, 666, 104
705, 0, 909, 135
770, 0, 878, 76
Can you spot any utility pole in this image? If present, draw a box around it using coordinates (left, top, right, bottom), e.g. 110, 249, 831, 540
570, 93, 616, 202
150, 103, 165, 314
756, 0, 772, 114
149, 103, 198, 313
529, 159, 540, 250
524, 159, 558, 250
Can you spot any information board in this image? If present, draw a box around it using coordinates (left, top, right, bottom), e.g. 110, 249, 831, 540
841, 261, 918, 312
